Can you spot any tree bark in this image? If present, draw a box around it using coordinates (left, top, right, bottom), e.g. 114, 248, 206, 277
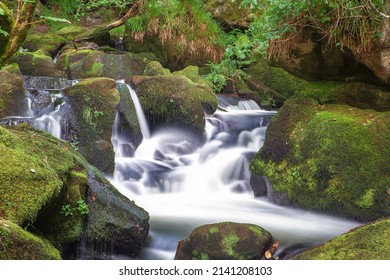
0, 0, 38, 66
105, 0, 145, 30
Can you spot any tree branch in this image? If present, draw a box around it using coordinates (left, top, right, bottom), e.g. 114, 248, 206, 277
105, 0, 144, 30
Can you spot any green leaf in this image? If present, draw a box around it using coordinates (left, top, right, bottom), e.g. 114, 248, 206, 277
0, 27, 9, 37
40, 16, 71, 24
0, 7, 5, 16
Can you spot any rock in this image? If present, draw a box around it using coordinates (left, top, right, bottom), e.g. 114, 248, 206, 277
0, 219, 61, 260
250, 98, 390, 221
23, 33, 67, 56
0, 3, 13, 58
245, 57, 309, 108
11, 49, 64, 77
144, 61, 171, 76
55, 26, 111, 47
269, 27, 384, 84
175, 222, 273, 260
64, 77, 120, 174
203, 0, 259, 29
292, 218, 390, 260
132, 75, 217, 137
56, 49, 156, 80
0, 125, 149, 259
250, 174, 270, 197
0, 64, 26, 118
81, 170, 149, 259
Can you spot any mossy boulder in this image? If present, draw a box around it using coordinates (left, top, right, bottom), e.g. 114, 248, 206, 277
0, 3, 14, 58
11, 49, 64, 77
56, 49, 156, 80
144, 61, 171, 76
0, 64, 25, 118
250, 98, 390, 221
0, 125, 149, 259
132, 75, 217, 137
81, 171, 150, 259
23, 33, 67, 56
64, 77, 120, 174
245, 57, 309, 108
175, 222, 273, 260
203, 0, 259, 28
55, 25, 111, 47
292, 218, 390, 260
0, 219, 61, 260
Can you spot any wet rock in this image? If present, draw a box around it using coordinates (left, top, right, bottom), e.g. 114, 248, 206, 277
132, 75, 216, 138
292, 218, 390, 260
64, 77, 120, 174
175, 222, 273, 260
250, 98, 390, 221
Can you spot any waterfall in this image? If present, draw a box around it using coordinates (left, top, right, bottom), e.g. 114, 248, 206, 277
110, 93, 360, 260
0, 76, 77, 139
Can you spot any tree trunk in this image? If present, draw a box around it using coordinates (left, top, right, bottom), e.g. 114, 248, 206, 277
0, 0, 38, 67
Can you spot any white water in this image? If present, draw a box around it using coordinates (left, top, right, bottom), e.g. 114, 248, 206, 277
110, 92, 360, 260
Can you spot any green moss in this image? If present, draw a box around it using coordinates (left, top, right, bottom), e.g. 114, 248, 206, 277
222, 233, 240, 258
144, 61, 171, 76
293, 218, 390, 260
86, 62, 104, 76
251, 99, 390, 221
0, 219, 61, 260
209, 226, 219, 234
23, 33, 66, 55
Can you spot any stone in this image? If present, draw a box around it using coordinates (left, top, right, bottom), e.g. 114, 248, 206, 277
175, 222, 273, 260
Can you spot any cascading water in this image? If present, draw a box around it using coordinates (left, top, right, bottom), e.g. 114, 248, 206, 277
110, 90, 361, 259
0, 76, 77, 139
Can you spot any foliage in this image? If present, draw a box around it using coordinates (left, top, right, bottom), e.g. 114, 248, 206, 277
242, 0, 388, 56
77, 199, 89, 215
205, 30, 257, 92
60, 204, 73, 216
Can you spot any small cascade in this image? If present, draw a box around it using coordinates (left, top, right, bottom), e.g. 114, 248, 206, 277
110, 93, 360, 260
0, 76, 77, 139
217, 94, 272, 111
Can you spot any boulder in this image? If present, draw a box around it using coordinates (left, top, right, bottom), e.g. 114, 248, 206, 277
292, 218, 390, 260
11, 49, 64, 77
55, 26, 111, 47
0, 64, 25, 118
64, 77, 120, 174
56, 49, 156, 80
0, 125, 149, 259
23, 33, 67, 56
175, 222, 273, 260
250, 98, 390, 221
132, 74, 217, 137
269, 27, 385, 84
0, 219, 61, 260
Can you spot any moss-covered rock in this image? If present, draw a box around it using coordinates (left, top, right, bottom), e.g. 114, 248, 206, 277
0, 219, 61, 260
144, 61, 171, 76
250, 98, 390, 221
175, 222, 273, 260
55, 25, 111, 47
23, 33, 67, 56
132, 75, 217, 136
11, 49, 64, 77
0, 125, 149, 259
0, 3, 14, 58
245, 57, 309, 108
0, 64, 25, 118
82, 170, 150, 259
292, 218, 390, 259
64, 77, 120, 174
56, 49, 156, 80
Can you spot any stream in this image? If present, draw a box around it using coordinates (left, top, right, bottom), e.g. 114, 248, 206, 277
1, 76, 361, 260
